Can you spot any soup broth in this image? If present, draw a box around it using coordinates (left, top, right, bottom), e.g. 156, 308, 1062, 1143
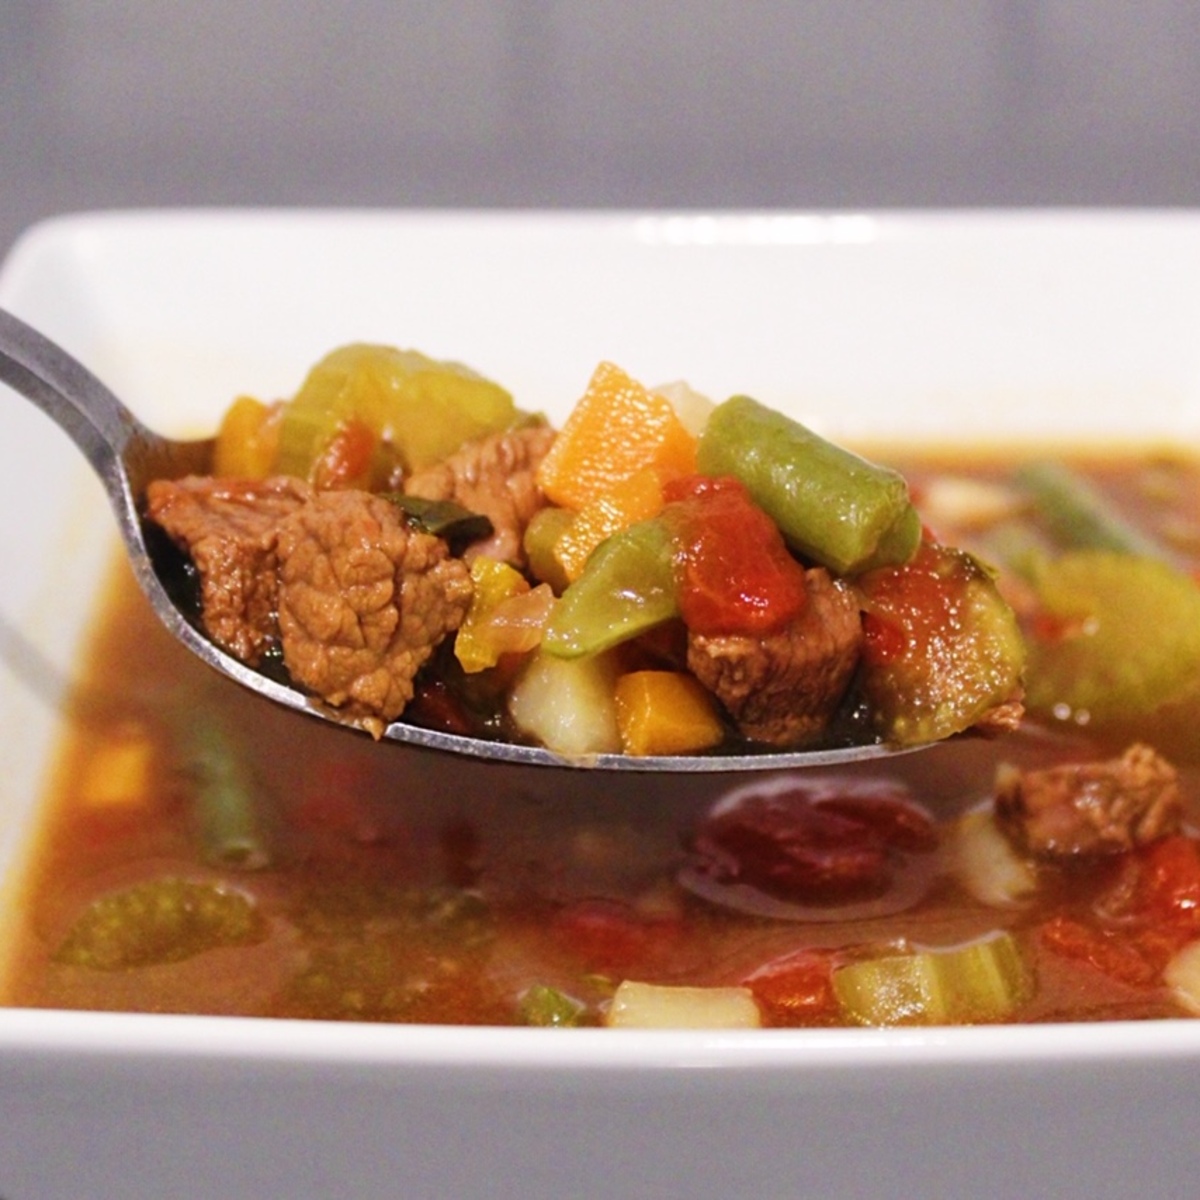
6, 448, 1200, 1027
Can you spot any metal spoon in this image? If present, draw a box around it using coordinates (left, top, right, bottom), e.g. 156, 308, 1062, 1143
0, 305, 912, 772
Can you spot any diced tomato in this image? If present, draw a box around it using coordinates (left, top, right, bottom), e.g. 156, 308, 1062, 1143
550, 898, 679, 974
861, 611, 908, 667
858, 538, 962, 664
742, 948, 840, 1025
1105, 835, 1200, 931
1039, 915, 1161, 987
312, 418, 377, 490
661, 474, 808, 637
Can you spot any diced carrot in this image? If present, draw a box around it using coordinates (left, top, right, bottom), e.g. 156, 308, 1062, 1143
555, 467, 667, 582
536, 362, 697, 511
78, 725, 154, 811
213, 396, 283, 479
613, 670, 725, 757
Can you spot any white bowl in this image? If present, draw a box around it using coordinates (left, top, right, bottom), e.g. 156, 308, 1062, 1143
3, 209, 1200, 1200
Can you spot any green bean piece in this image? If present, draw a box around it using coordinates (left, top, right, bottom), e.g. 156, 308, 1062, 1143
54, 877, 265, 970
696, 395, 919, 576
1015, 461, 1169, 560
187, 714, 272, 870
541, 518, 679, 658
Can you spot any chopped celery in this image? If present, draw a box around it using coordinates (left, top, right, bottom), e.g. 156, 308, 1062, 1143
605, 980, 762, 1029
519, 983, 587, 1027
1024, 550, 1200, 723
541, 518, 678, 658
55, 877, 265, 970
275, 343, 516, 483
696, 395, 919, 575
832, 931, 1033, 1026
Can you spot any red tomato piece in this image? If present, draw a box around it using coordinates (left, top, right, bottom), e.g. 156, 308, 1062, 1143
661, 475, 808, 637
1106, 835, 1200, 932
742, 948, 840, 1025
550, 899, 679, 974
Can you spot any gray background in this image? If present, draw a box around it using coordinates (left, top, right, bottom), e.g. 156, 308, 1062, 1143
3, 1, 1200, 258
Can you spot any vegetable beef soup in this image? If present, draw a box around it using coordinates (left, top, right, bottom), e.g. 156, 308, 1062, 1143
8, 443, 1200, 1028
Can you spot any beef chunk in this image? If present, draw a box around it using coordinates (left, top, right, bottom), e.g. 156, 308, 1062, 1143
403, 424, 556, 566
686, 568, 863, 746
275, 490, 471, 736
145, 477, 472, 736
145, 475, 313, 663
994, 743, 1182, 859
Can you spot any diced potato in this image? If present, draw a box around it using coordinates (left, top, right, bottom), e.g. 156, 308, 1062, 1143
507, 649, 621, 758
605, 980, 761, 1029
951, 806, 1038, 909
1164, 939, 1200, 1015
652, 379, 716, 438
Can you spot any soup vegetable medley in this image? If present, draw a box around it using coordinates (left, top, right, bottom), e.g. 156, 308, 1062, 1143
9, 344, 1200, 1028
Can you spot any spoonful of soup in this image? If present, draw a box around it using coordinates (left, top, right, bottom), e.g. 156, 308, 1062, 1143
0, 306, 1025, 771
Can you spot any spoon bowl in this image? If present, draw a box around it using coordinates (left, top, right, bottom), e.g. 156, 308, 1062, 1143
0, 305, 916, 772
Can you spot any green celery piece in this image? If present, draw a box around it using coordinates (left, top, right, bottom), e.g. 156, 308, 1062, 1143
275, 343, 516, 479
1025, 550, 1200, 723
696, 395, 919, 576
519, 984, 586, 1027
832, 931, 1033, 1026
542, 518, 679, 658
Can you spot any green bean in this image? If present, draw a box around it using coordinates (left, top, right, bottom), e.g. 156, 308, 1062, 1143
696, 395, 919, 575
187, 714, 272, 870
542, 517, 678, 658
1015, 461, 1168, 559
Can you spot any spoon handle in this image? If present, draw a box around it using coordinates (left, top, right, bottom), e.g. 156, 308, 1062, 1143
0, 307, 143, 493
